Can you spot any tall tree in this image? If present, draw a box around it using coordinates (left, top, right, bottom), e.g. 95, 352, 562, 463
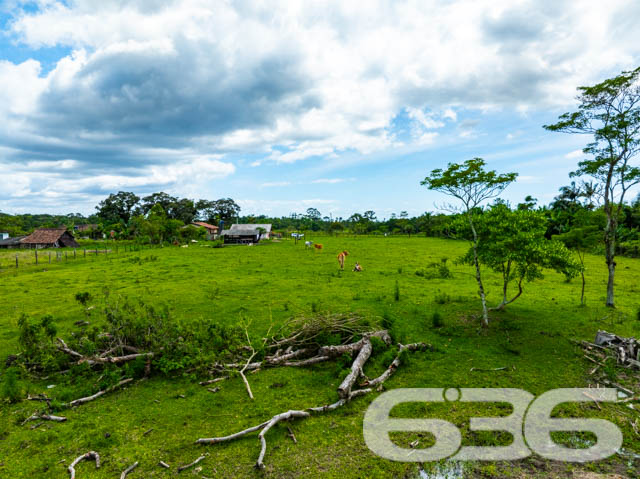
96, 191, 140, 224
544, 67, 640, 307
140, 192, 178, 216
421, 158, 517, 327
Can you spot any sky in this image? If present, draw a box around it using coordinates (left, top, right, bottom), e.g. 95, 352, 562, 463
1, 1, 640, 220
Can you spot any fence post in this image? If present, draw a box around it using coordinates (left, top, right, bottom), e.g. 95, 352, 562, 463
49, 252, 51, 264
65, 251, 68, 261
35, 249, 38, 265
74, 249, 76, 259
95, 248, 98, 257
15, 254, 18, 268
84, 248, 86, 258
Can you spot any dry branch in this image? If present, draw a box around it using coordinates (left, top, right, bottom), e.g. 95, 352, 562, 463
197, 336, 426, 468
199, 377, 227, 386
120, 461, 139, 479
338, 338, 372, 398
65, 378, 133, 407
177, 454, 206, 472
23, 411, 67, 425
68, 451, 100, 479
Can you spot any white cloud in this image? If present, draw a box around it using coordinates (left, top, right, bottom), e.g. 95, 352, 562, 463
1, 0, 640, 210
312, 178, 346, 184
260, 181, 291, 188
565, 149, 584, 159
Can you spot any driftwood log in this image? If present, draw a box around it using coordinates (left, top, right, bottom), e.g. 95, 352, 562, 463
68, 451, 100, 479
197, 333, 430, 469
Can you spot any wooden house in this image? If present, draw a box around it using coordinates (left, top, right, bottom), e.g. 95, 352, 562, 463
20, 228, 80, 249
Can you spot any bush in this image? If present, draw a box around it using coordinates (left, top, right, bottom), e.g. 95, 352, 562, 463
394, 281, 400, 301
415, 258, 452, 279
1, 367, 21, 403
431, 311, 444, 328
381, 312, 395, 331
434, 293, 450, 305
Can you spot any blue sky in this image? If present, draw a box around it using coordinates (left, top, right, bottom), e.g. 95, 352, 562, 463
1, 1, 639, 218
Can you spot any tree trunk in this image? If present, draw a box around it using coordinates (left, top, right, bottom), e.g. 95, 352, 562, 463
467, 213, 489, 327
604, 216, 617, 308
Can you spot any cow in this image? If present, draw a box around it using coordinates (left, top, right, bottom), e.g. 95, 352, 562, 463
305, 241, 314, 248
314, 243, 323, 251
337, 250, 349, 269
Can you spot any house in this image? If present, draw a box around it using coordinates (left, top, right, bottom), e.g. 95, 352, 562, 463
20, 227, 80, 249
191, 221, 219, 239
221, 224, 272, 244
0, 236, 26, 249
0, 232, 9, 240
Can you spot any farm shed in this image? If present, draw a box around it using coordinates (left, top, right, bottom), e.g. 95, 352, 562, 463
221, 224, 272, 244
191, 221, 219, 239
0, 232, 9, 240
20, 228, 80, 249
0, 236, 26, 249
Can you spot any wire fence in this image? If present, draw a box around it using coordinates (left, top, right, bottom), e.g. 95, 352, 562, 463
0, 242, 163, 273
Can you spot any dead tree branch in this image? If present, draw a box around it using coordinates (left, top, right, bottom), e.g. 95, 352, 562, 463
120, 461, 139, 479
68, 451, 100, 479
177, 454, 206, 472
65, 378, 133, 408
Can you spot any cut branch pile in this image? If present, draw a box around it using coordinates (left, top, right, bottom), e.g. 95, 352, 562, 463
579, 330, 640, 372
198, 330, 431, 469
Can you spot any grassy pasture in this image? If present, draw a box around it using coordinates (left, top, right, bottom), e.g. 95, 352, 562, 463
0, 236, 639, 478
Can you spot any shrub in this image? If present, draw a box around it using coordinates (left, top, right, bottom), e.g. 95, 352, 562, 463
431, 311, 444, 328
434, 293, 450, 305
394, 281, 400, 301
1, 367, 21, 403
415, 258, 451, 279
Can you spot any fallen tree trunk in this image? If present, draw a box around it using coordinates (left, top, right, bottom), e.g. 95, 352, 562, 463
23, 411, 67, 425
196, 340, 428, 468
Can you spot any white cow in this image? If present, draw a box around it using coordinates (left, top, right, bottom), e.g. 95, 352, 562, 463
305, 241, 313, 248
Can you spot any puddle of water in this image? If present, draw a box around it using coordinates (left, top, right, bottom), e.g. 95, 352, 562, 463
418, 462, 465, 479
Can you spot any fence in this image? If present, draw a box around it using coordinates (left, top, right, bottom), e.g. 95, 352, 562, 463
0, 242, 163, 273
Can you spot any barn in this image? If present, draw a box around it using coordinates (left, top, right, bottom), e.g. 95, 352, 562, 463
221, 224, 272, 244
20, 228, 81, 249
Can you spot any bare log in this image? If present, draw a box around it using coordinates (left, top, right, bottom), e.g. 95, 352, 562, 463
87, 352, 153, 365
66, 378, 133, 407
282, 356, 330, 367
197, 421, 271, 444
68, 451, 100, 479
318, 330, 391, 358
159, 461, 170, 468
177, 454, 206, 472
338, 338, 372, 398
120, 461, 139, 479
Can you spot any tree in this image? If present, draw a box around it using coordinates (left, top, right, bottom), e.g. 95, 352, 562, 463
556, 224, 602, 306
170, 198, 198, 224
544, 67, 640, 307
468, 204, 580, 310
140, 192, 178, 216
421, 158, 517, 327
96, 191, 140, 224
517, 195, 538, 211
197, 198, 241, 224
305, 208, 321, 220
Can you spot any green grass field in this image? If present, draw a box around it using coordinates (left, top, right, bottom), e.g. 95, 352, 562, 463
0, 236, 639, 478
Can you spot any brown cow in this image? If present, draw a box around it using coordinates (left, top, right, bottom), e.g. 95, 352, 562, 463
314, 243, 323, 251
337, 250, 349, 269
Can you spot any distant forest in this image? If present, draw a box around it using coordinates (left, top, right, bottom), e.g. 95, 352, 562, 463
1, 184, 639, 257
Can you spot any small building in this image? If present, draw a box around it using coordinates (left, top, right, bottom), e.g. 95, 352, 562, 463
191, 221, 219, 239
0, 232, 9, 240
221, 224, 272, 244
0, 236, 26, 249
20, 228, 80, 249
